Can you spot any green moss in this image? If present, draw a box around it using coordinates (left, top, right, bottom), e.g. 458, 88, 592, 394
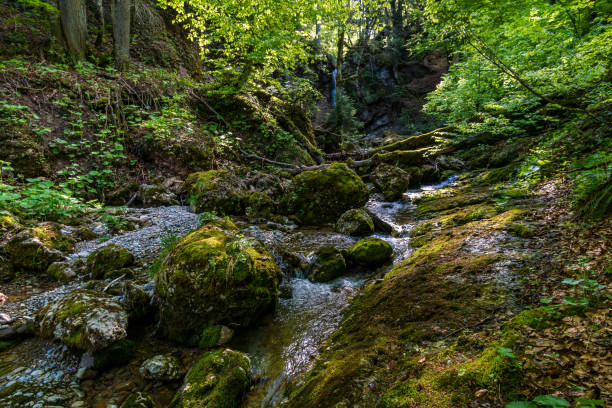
0, 214, 20, 234
199, 326, 222, 349
347, 237, 393, 268
308, 246, 347, 282
245, 191, 275, 219
86, 244, 135, 279
154, 221, 282, 343
284, 163, 369, 225
371, 148, 429, 168
186, 170, 246, 215
507, 223, 534, 238
169, 349, 251, 408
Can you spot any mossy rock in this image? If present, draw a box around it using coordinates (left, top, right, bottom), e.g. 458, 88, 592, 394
335, 209, 374, 236
46, 261, 76, 282
308, 246, 347, 283
5, 222, 74, 273
120, 392, 159, 408
370, 163, 411, 201
36, 289, 128, 352
371, 148, 428, 168
154, 221, 282, 344
347, 237, 393, 268
0, 214, 20, 235
245, 191, 275, 219
169, 349, 251, 408
86, 244, 135, 279
186, 170, 247, 215
507, 223, 534, 238
283, 163, 369, 225
199, 325, 234, 349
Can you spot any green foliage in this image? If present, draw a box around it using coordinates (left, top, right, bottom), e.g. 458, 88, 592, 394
160, 233, 181, 249
157, 0, 318, 92
0, 177, 93, 221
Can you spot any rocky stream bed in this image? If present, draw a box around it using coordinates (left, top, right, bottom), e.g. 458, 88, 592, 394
0, 172, 459, 408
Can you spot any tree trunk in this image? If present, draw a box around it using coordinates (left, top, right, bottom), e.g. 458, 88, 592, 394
95, 0, 104, 46
335, 26, 345, 125
111, 0, 131, 71
59, 0, 87, 60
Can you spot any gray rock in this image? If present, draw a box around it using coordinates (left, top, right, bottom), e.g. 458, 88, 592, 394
139, 355, 184, 382
36, 289, 128, 352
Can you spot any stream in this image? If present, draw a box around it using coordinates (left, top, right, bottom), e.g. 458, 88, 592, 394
235, 175, 459, 407
0, 176, 457, 408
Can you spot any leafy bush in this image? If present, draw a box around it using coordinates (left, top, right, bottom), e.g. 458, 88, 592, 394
0, 178, 93, 221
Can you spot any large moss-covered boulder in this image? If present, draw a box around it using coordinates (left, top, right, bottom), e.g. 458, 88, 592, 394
154, 219, 282, 344
86, 244, 135, 279
370, 163, 411, 201
169, 349, 251, 408
5, 223, 74, 273
335, 208, 374, 236
186, 170, 247, 215
308, 246, 347, 283
35, 289, 128, 352
284, 163, 369, 225
348, 237, 393, 268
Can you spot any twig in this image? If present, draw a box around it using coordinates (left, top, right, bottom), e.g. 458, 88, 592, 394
103, 274, 126, 292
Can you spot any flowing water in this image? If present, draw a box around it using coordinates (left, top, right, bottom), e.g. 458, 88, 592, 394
237, 176, 459, 407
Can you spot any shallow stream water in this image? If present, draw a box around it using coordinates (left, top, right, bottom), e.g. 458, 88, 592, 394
236, 176, 459, 407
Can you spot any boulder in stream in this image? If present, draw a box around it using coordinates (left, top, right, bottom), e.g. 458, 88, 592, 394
308, 246, 347, 283
335, 208, 375, 236
36, 288, 128, 352
169, 349, 251, 408
186, 169, 247, 215
283, 162, 369, 225
348, 237, 393, 268
154, 219, 282, 344
86, 244, 135, 279
139, 354, 185, 382
370, 163, 411, 201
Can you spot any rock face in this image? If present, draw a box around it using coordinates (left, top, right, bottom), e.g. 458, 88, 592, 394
308, 246, 347, 283
284, 163, 369, 225
169, 349, 251, 408
335, 208, 375, 236
154, 219, 282, 344
186, 170, 247, 215
370, 163, 411, 201
5, 223, 74, 273
348, 237, 393, 268
36, 289, 128, 352
139, 355, 185, 382
86, 244, 135, 279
